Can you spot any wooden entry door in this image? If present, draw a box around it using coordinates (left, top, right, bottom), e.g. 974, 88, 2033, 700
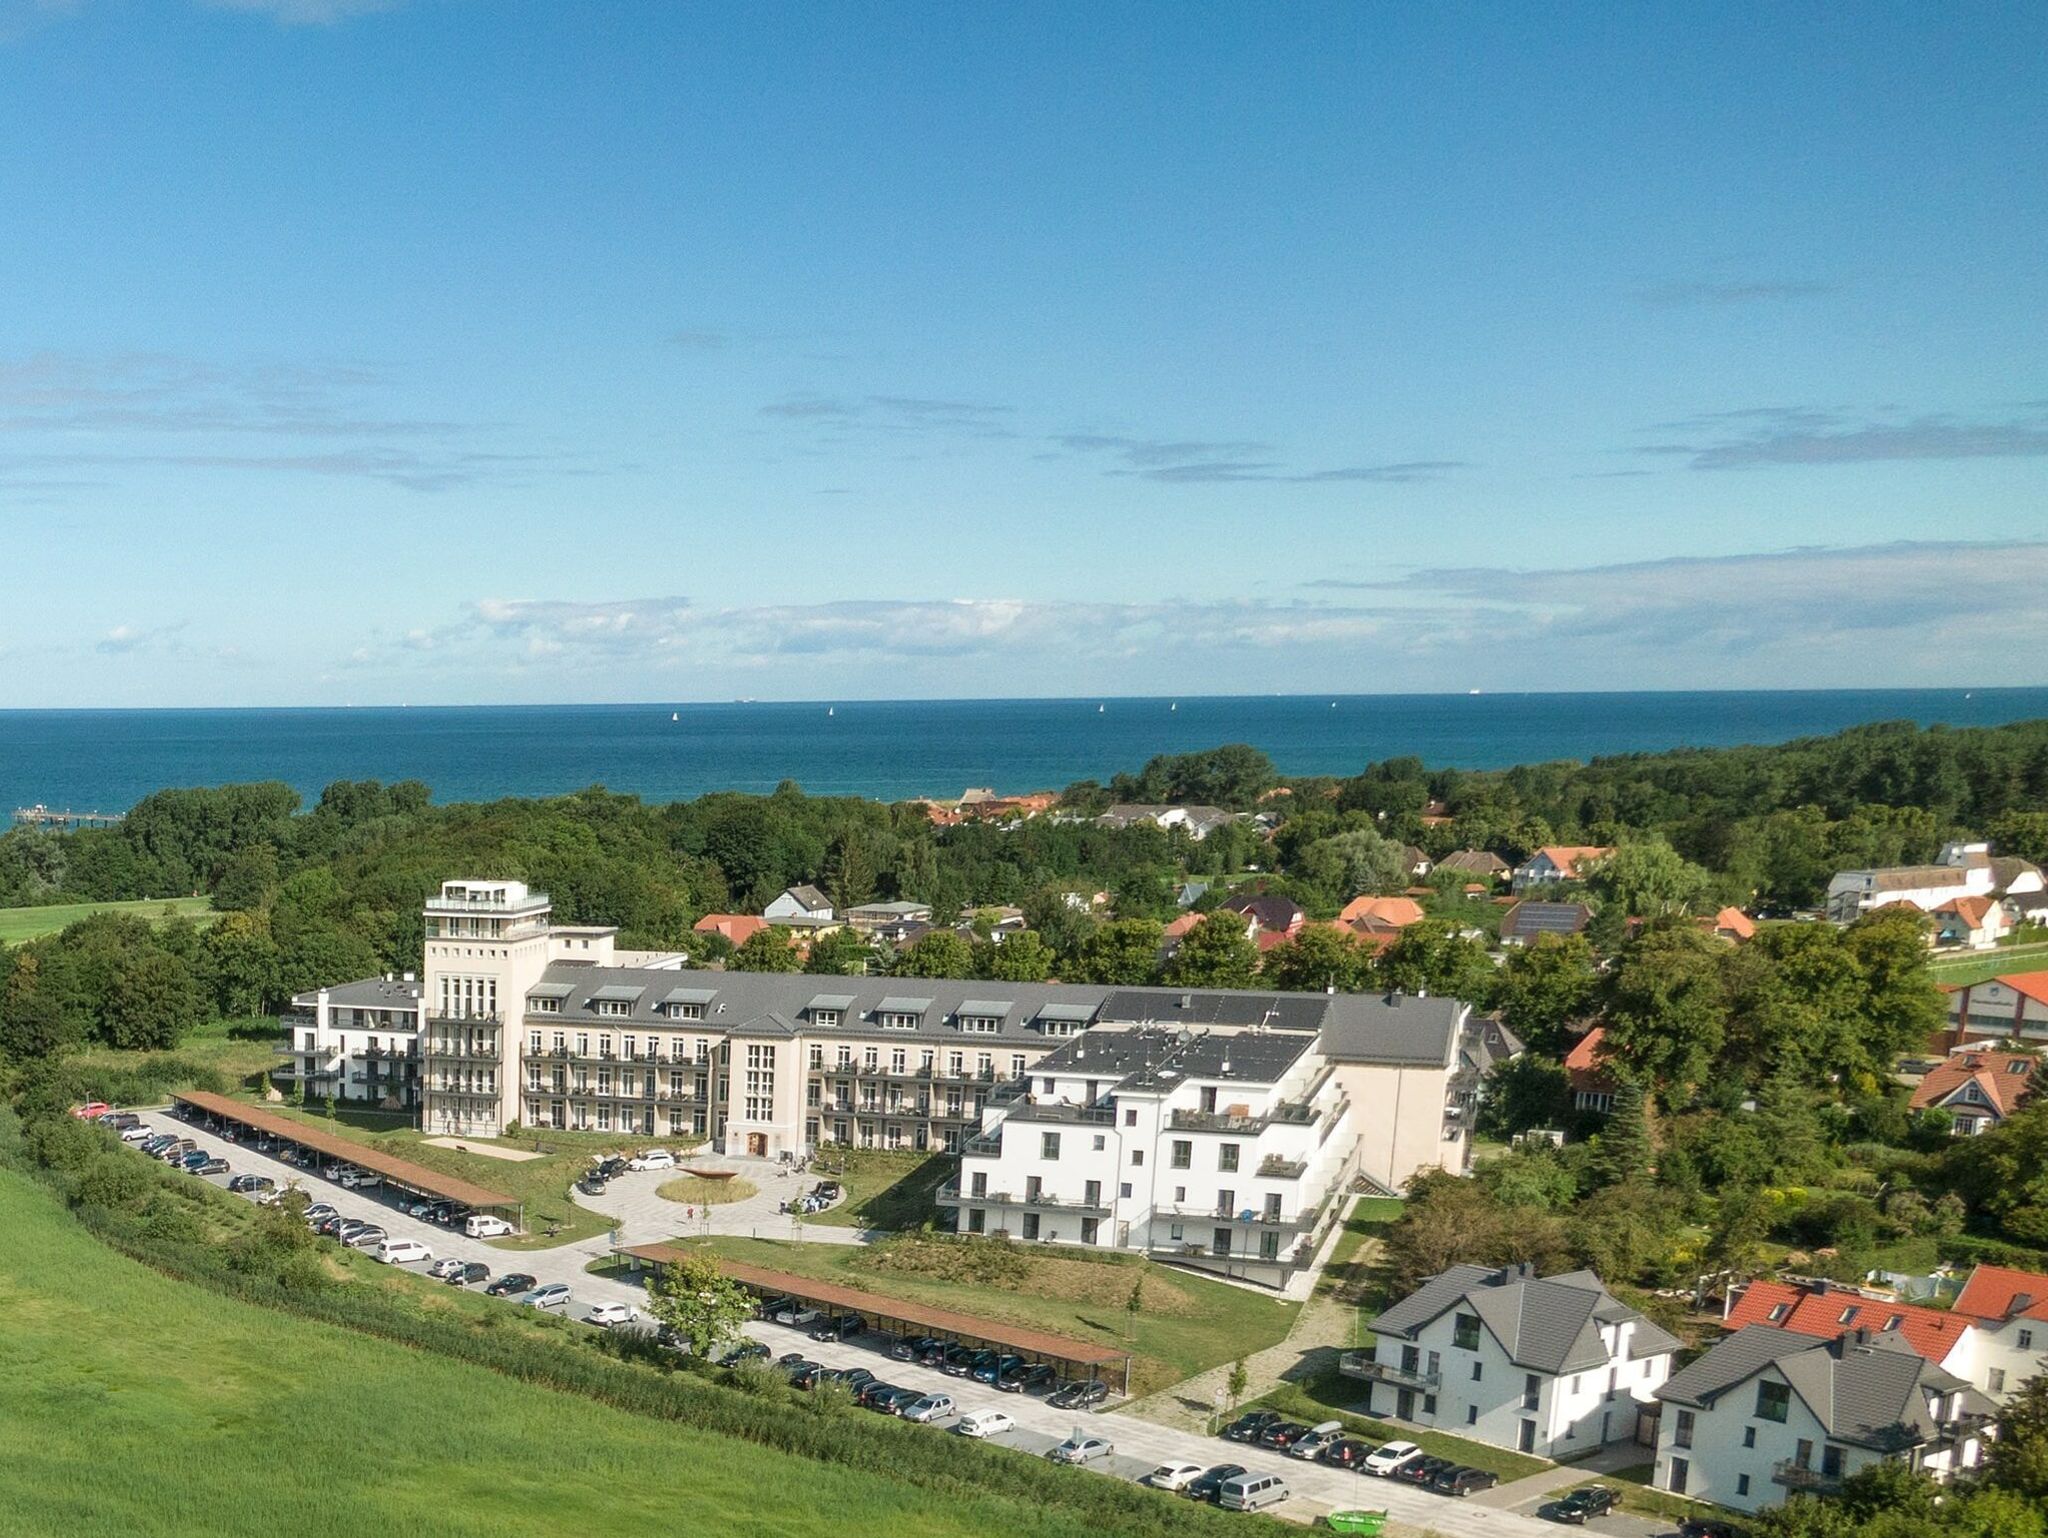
747, 1132, 767, 1156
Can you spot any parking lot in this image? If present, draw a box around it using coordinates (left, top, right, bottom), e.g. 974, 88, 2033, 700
127, 1106, 1673, 1537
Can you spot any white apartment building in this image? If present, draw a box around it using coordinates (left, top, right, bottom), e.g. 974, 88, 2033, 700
1953, 1264, 2048, 1403
1653, 1326, 1994, 1512
941, 1026, 1357, 1289
1351, 1263, 1679, 1458
277, 974, 424, 1108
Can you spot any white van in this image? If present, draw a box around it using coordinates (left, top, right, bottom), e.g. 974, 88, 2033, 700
374, 1238, 433, 1265
1218, 1471, 1290, 1512
465, 1214, 515, 1238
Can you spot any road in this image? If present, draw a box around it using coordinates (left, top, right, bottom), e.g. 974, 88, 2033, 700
135, 1109, 1672, 1538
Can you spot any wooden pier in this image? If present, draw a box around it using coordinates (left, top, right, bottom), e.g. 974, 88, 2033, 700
10, 804, 126, 829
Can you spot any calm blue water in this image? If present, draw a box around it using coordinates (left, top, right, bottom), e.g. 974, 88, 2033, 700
2, 691, 2045, 813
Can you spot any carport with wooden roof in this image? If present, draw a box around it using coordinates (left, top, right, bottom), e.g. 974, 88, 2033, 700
620, 1244, 1133, 1395
168, 1089, 524, 1230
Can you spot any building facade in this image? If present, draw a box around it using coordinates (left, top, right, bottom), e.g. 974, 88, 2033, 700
277, 975, 424, 1107
1941, 971, 2048, 1049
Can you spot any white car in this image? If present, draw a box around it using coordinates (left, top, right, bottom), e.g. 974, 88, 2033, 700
586, 1301, 641, 1327
1364, 1439, 1424, 1476
465, 1214, 516, 1238
337, 1168, 382, 1189
374, 1238, 433, 1265
1143, 1461, 1207, 1491
522, 1283, 572, 1310
119, 1124, 155, 1143
1048, 1434, 1114, 1466
899, 1392, 954, 1424
627, 1149, 677, 1172
954, 1409, 1015, 1439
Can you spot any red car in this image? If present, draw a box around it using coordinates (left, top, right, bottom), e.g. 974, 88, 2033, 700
70, 1101, 113, 1120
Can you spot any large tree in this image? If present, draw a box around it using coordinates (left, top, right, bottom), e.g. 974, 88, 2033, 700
1492, 935, 1598, 1053
1071, 919, 1164, 986
643, 1252, 756, 1359
1261, 925, 1371, 994
1161, 913, 1259, 989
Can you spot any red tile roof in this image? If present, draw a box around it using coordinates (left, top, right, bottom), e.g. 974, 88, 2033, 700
1525, 845, 1613, 876
1338, 895, 1425, 927
1953, 1263, 2048, 1326
1724, 1280, 1973, 1364
1563, 1026, 1615, 1092
693, 913, 768, 945
1707, 906, 1756, 940
1909, 1050, 2041, 1119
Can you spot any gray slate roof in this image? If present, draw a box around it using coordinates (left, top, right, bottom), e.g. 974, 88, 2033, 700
1371, 1264, 1682, 1375
292, 975, 423, 1011
1031, 1026, 1316, 1091
1657, 1325, 1991, 1452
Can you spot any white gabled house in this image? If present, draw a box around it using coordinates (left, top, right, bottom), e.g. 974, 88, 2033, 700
1346, 1263, 1680, 1457
1652, 1325, 1995, 1512
1953, 1264, 2048, 1403
763, 884, 835, 923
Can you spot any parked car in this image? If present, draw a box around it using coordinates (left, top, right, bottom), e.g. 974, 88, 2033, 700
1397, 1455, 1456, 1487
585, 1301, 640, 1327
194, 1158, 230, 1176
1433, 1466, 1500, 1497
404, 1198, 437, 1219
578, 1175, 607, 1196
1320, 1437, 1375, 1471
120, 1124, 155, 1143
816, 1180, 842, 1201
1047, 1378, 1110, 1411
302, 1202, 337, 1225
757, 1294, 799, 1320
427, 1257, 466, 1280
1144, 1462, 1207, 1492
821, 1366, 876, 1393
1363, 1440, 1424, 1477
899, 1392, 955, 1424
316, 1215, 349, 1237
722, 1340, 770, 1364
446, 1261, 491, 1287
1289, 1421, 1346, 1460
521, 1283, 572, 1311
1184, 1465, 1248, 1503
484, 1272, 538, 1298
374, 1238, 433, 1265
782, 1357, 824, 1381
781, 1307, 823, 1329
973, 1353, 1024, 1385
344, 1226, 389, 1250
810, 1314, 864, 1342
178, 1150, 212, 1172
227, 1174, 275, 1194
1048, 1434, 1114, 1466
597, 1157, 629, 1179
1257, 1421, 1311, 1451
1554, 1486, 1619, 1525
997, 1362, 1055, 1394
465, 1214, 515, 1238
945, 1349, 998, 1379
1221, 1411, 1281, 1444
70, 1101, 113, 1120
953, 1408, 1016, 1439
337, 1168, 381, 1189
872, 1385, 924, 1415
626, 1149, 676, 1171
1218, 1471, 1291, 1513
892, 1334, 945, 1361
140, 1135, 177, 1156
852, 1379, 901, 1408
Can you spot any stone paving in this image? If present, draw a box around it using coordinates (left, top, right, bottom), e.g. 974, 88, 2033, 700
571, 1156, 875, 1246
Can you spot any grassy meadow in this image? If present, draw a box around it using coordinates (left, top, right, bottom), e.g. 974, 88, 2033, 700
0, 1166, 1231, 1538
804, 1147, 955, 1229
0, 894, 216, 946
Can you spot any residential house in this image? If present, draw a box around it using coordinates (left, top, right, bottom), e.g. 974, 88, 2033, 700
692, 913, 768, 948
1943, 970, 2048, 1048
1723, 1278, 1977, 1383
1399, 845, 1434, 880
1447, 1016, 1524, 1130
1952, 1264, 2048, 1403
1928, 894, 2010, 951
1420, 799, 1453, 828
1703, 907, 1758, 942
1350, 1262, 1679, 1457
1175, 879, 1211, 909
1096, 803, 1239, 839
1652, 1325, 1994, 1512
1498, 900, 1593, 945
1511, 846, 1613, 893
1564, 1026, 1617, 1113
277, 974, 424, 1108
843, 900, 934, 934
2007, 890, 2048, 932
1222, 893, 1307, 937
1437, 849, 1510, 882
763, 884, 834, 923
1909, 1049, 2040, 1134
1339, 895, 1426, 928
1825, 851, 1993, 926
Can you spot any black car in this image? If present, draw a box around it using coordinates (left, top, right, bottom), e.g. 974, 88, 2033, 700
892, 1335, 944, 1362
972, 1353, 1023, 1385
943, 1348, 995, 1378
1398, 1455, 1455, 1486
781, 1358, 823, 1381
758, 1295, 800, 1321
854, 1379, 903, 1408
227, 1174, 272, 1193
1257, 1420, 1311, 1451
810, 1313, 865, 1342
722, 1340, 771, 1364
997, 1362, 1055, 1393
1184, 1465, 1248, 1503
816, 1181, 842, 1201
195, 1158, 230, 1176
822, 1366, 876, 1392
1433, 1465, 1500, 1497
1320, 1438, 1375, 1471
484, 1272, 538, 1298
1554, 1486, 1619, 1524
1222, 1410, 1281, 1444
424, 1200, 458, 1225
445, 1261, 491, 1287
791, 1362, 830, 1389
776, 1350, 810, 1369
598, 1157, 629, 1179
1047, 1378, 1110, 1411
871, 1385, 923, 1415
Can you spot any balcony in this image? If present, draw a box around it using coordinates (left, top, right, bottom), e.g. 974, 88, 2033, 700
1338, 1351, 1440, 1391
938, 1184, 1111, 1216
962, 1131, 1003, 1157
425, 1043, 501, 1063
426, 891, 549, 913
427, 1011, 503, 1026
1773, 1461, 1844, 1494
992, 1097, 1117, 1127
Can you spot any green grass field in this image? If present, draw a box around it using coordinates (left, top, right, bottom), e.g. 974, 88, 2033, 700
681, 1233, 1298, 1397
0, 894, 216, 946
0, 1167, 1202, 1538
805, 1148, 955, 1229
68, 1015, 281, 1095
1316, 1195, 1403, 1351
1928, 938, 2048, 986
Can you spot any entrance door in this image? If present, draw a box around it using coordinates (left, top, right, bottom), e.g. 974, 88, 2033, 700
1518, 1419, 1537, 1453
1396, 1388, 1414, 1419
747, 1132, 767, 1156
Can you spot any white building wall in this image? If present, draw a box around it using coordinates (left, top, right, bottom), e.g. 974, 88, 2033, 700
1333, 1061, 1459, 1189
1968, 1318, 2048, 1403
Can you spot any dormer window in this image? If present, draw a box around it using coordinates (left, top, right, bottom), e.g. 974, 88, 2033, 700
812, 1010, 840, 1029
959, 1016, 1001, 1034
528, 996, 560, 1014
879, 1013, 918, 1030
669, 1003, 704, 1022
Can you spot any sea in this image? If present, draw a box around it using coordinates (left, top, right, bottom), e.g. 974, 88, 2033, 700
3, 690, 2046, 815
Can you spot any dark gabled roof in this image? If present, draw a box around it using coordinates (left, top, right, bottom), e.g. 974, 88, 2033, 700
1499, 901, 1592, 939
1371, 1264, 1680, 1375
291, 974, 423, 1011
779, 884, 832, 910
589, 983, 646, 1003
1657, 1325, 1990, 1452
1030, 1026, 1316, 1092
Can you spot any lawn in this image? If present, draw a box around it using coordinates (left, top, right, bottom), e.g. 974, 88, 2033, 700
658, 1173, 759, 1206
67, 1015, 282, 1096
804, 1147, 956, 1230
1568, 1468, 1746, 1527
1250, 1369, 1550, 1484
1928, 938, 2048, 986
0, 894, 216, 946
681, 1233, 1300, 1397
0, 1167, 1218, 1538
1316, 1195, 1403, 1351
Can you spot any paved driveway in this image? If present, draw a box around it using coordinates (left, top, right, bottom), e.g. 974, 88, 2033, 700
133, 1109, 1672, 1538
571, 1158, 872, 1246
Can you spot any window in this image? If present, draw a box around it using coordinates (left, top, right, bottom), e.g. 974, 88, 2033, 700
1217, 1142, 1240, 1173
1756, 1380, 1791, 1423
1169, 1223, 1183, 1242
1736, 1474, 1750, 1498
1453, 1313, 1482, 1351
1171, 1140, 1193, 1169
808, 1044, 824, 1069
1130, 1149, 1144, 1166
1119, 1182, 1132, 1199
1010, 1054, 1025, 1077
1422, 1394, 1437, 1415
879, 1012, 919, 1030
2021, 1329, 2035, 1351
1522, 1373, 1540, 1410
1471, 1362, 1483, 1382
1092, 1135, 1105, 1150
1466, 1406, 1477, 1425
1989, 1368, 2006, 1394
1673, 1409, 1694, 1449
1767, 1303, 1790, 1322
1040, 1131, 1061, 1160
1174, 1186, 1187, 1202
1742, 1426, 1756, 1449
1123, 1108, 1137, 1127
670, 1001, 704, 1021
811, 1010, 839, 1029
1668, 1457, 1688, 1495
890, 1048, 906, 1074
1021, 1213, 1040, 1240
958, 1015, 1000, 1033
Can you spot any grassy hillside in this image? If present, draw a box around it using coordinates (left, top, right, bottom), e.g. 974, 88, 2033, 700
0, 1167, 1172, 1538
0, 894, 215, 945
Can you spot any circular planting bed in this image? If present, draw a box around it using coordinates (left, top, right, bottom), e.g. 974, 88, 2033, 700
657, 1174, 759, 1206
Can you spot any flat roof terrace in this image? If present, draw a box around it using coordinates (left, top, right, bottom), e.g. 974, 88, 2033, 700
619, 1244, 1133, 1392
168, 1089, 523, 1226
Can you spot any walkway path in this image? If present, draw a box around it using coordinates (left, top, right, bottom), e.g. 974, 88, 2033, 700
571, 1157, 877, 1247
1471, 1442, 1649, 1512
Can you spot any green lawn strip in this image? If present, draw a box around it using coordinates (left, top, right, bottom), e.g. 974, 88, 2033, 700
0, 894, 217, 945
1316, 1196, 1402, 1350
0, 1167, 1256, 1538
1249, 1370, 1550, 1483
1569, 1468, 1747, 1527
685, 1234, 1298, 1397
1927, 939, 2048, 985
805, 1148, 956, 1229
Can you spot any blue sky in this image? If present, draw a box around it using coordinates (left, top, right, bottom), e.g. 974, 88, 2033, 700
1, 0, 2043, 705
